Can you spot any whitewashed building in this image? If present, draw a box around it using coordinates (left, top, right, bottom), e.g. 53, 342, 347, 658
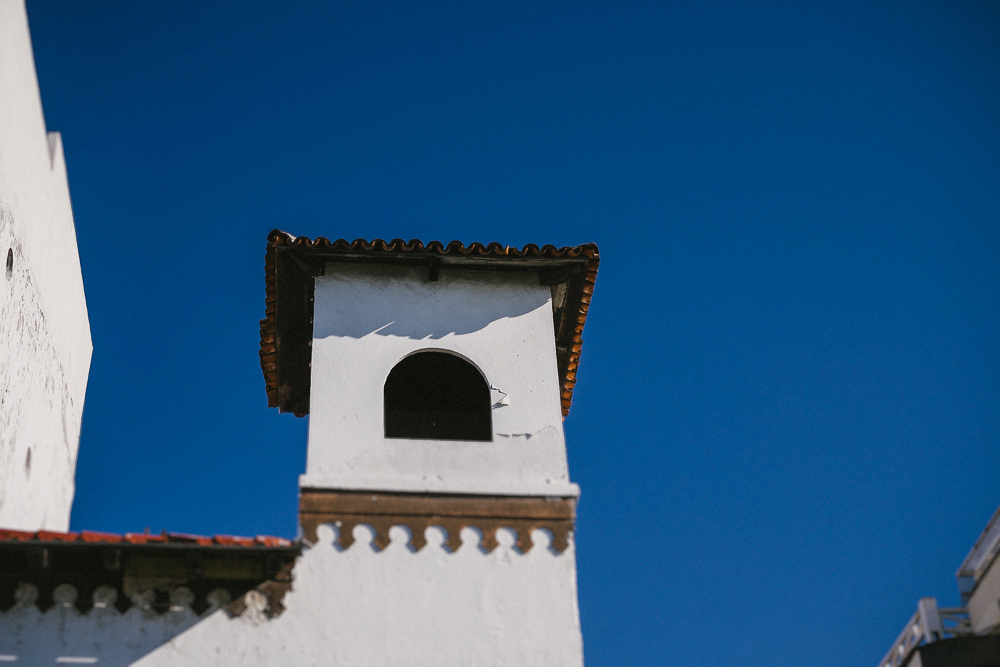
0, 2, 601, 662
0, 0, 92, 533
0, 232, 599, 665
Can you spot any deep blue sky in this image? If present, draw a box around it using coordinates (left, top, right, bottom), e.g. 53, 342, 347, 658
24, 1, 1000, 664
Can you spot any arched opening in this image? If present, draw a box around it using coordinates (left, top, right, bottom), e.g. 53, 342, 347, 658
384, 351, 492, 441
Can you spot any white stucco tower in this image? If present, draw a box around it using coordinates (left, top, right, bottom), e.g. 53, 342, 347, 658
0, 230, 597, 665
0, 0, 93, 531
260, 230, 599, 664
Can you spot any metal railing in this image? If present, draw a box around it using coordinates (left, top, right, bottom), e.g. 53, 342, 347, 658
878, 598, 973, 667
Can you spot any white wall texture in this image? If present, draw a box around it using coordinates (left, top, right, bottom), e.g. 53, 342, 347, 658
305, 263, 577, 497
0, 525, 585, 666
0, 0, 93, 531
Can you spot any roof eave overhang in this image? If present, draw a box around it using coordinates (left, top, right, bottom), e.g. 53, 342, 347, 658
259, 230, 599, 418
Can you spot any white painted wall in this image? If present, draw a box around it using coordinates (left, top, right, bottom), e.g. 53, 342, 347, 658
0, 525, 585, 666
0, 0, 93, 530
304, 263, 577, 497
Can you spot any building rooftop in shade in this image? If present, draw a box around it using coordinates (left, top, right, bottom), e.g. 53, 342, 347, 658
956, 506, 1000, 600
879, 506, 1000, 667
0, 527, 300, 617
259, 230, 599, 418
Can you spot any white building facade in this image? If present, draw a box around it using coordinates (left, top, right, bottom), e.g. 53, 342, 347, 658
0, 0, 93, 532
0, 231, 599, 666
0, 2, 600, 661
265, 232, 598, 665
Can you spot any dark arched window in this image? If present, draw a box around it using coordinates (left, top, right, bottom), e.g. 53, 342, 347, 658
384, 351, 492, 441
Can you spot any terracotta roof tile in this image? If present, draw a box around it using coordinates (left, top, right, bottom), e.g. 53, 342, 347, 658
121, 532, 164, 545
0, 528, 293, 548
36, 530, 78, 542
259, 229, 599, 418
0, 528, 35, 541
79, 530, 122, 543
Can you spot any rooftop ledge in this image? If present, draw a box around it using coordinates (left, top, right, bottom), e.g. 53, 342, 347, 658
957, 507, 1000, 600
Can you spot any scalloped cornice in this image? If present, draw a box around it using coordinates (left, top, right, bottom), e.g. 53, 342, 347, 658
299, 489, 575, 553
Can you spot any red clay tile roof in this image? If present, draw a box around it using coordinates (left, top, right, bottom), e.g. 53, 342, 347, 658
0, 528, 293, 548
259, 229, 599, 418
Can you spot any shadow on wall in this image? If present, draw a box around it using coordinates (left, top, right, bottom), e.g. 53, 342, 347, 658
0, 583, 214, 666
312, 265, 551, 340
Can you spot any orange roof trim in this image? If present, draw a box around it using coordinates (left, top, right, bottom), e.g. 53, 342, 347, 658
0, 528, 293, 548
259, 230, 599, 418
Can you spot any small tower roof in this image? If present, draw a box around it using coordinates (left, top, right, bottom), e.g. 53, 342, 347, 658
259, 230, 599, 418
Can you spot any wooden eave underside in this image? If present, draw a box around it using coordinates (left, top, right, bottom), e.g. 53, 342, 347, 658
0, 539, 300, 617
259, 231, 599, 418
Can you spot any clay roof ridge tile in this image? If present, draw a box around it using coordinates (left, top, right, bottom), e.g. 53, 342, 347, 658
79, 530, 123, 543
0, 528, 38, 541
36, 530, 78, 542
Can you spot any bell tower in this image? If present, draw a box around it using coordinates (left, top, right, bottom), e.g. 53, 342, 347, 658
259, 230, 598, 663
